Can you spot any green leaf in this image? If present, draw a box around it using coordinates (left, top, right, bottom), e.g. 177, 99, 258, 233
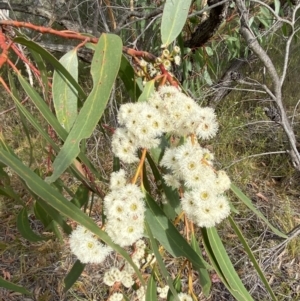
34, 198, 72, 235
146, 151, 180, 220
34, 200, 53, 228
202, 227, 254, 301
7, 71, 33, 167
17, 208, 45, 242
0, 166, 10, 186
161, 0, 192, 45
145, 221, 179, 301
64, 260, 85, 292
53, 49, 78, 132
205, 46, 213, 56
29, 49, 49, 97
0, 277, 31, 295
119, 55, 142, 101
46, 34, 122, 183
228, 216, 277, 301
230, 184, 287, 239
274, 0, 280, 15
190, 233, 211, 297
0, 149, 144, 285
138, 79, 155, 102
149, 135, 168, 165
14, 37, 86, 100
203, 67, 213, 86
144, 193, 206, 270
15, 73, 107, 185
146, 272, 158, 301
33, 191, 63, 240
71, 184, 90, 208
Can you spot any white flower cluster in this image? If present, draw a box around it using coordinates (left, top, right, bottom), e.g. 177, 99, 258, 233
178, 292, 193, 301
103, 266, 134, 288
112, 86, 218, 164
104, 170, 145, 247
103, 240, 146, 291
157, 285, 169, 299
136, 286, 146, 301
69, 225, 112, 264
160, 138, 231, 228
108, 292, 123, 301
137, 46, 181, 80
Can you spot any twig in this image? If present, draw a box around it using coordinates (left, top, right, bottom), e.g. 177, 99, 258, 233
291, 99, 300, 126
225, 151, 287, 169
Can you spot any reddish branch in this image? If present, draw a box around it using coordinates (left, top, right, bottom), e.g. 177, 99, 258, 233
0, 20, 99, 43
159, 64, 179, 88
0, 20, 157, 63
0, 30, 11, 68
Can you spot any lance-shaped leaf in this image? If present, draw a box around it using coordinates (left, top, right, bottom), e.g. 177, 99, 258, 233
53, 50, 78, 132
145, 221, 179, 301
0, 277, 31, 295
138, 79, 155, 102
0, 148, 144, 285
118, 55, 142, 102
228, 216, 277, 301
144, 192, 207, 270
14, 37, 86, 100
17, 207, 45, 242
190, 233, 211, 297
161, 0, 192, 46
201, 227, 255, 301
64, 260, 85, 292
46, 34, 122, 183
231, 184, 287, 239
146, 272, 158, 301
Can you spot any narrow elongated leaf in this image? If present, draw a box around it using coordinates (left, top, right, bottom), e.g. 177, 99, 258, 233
71, 184, 89, 208
229, 216, 277, 301
146, 272, 158, 301
53, 50, 78, 132
15, 75, 107, 184
202, 227, 254, 301
34, 201, 53, 228
17, 208, 45, 242
64, 260, 85, 292
34, 201, 62, 239
161, 0, 192, 45
144, 193, 206, 270
145, 221, 179, 301
46, 34, 122, 183
138, 79, 155, 102
0, 149, 144, 285
7, 71, 33, 167
0, 277, 31, 295
35, 198, 72, 235
14, 37, 86, 100
29, 48, 49, 97
190, 234, 211, 296
146, 152, 180, 219
119, 55, 142, 101
231, 184, 287, 238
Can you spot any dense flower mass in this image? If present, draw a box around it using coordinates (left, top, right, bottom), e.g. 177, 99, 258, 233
110, 83, 231, 230
160, 138, 231, 228
69, 226, 112, 264
103, 239, 146, 290
112, 86, 218, 164
104, 170, 145, 247
110, 85, 230, 228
